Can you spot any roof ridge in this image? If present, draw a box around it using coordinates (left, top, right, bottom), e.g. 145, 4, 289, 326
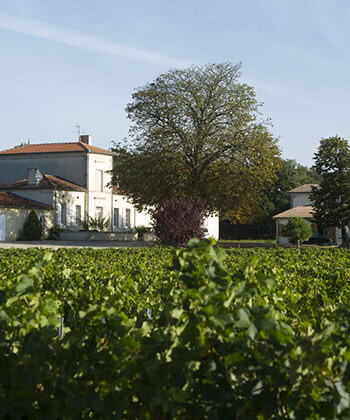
44, 173, 86, 188
0, 141, 83, 154
0, 141, 115, 156
42, 173, 55, 188
79, 142, 90, 152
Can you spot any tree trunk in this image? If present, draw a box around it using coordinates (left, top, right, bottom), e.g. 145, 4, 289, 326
341, 225, 350, 248
297, 239, 301, 250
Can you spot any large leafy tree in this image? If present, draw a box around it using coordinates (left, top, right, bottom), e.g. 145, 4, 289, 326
311, 136, 350, 246
112, 63, 280, 222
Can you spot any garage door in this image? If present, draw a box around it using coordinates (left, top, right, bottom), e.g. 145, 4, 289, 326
0, 214, 6, 241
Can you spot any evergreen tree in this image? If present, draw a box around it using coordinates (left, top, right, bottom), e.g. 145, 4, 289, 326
311, 136, 350, 247
21, 210, 43, 241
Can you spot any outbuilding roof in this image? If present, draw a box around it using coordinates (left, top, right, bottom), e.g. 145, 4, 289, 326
272, 206, 314, 219
0, 192, 52, 210
0, 142, 116, 156
0, 174, 87, 192
288, 184, 319, 193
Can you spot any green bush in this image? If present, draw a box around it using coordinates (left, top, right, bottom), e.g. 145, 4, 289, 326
283, 216, 312, 247
135, 225, 152, 240
47, 225, 63, 240
20, 210, 42, 240
80, 214, 110, 231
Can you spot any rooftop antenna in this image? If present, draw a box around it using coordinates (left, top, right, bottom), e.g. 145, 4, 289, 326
71, 123, 81, 140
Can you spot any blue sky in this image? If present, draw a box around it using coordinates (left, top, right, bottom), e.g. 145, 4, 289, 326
0, 0, 349, 166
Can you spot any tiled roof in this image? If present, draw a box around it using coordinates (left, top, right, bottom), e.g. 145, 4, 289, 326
288, 184, 319, 193
0, 142, 116, 156
273, 206, 314, 219
0, 174, 87, 191
0, 192, 52, 210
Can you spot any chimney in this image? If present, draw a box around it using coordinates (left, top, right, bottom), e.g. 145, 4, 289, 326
27, 168, 43, 186
79, 134, 92, 145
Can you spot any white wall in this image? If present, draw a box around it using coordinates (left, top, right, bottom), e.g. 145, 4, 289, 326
87, 153, 113, 230
112, 194, 136, 230
55, 191, 85, 229
203, 214, 219, 239
135, 208, 152, 228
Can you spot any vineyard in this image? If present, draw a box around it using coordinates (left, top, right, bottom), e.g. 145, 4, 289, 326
1, 241, 350, 419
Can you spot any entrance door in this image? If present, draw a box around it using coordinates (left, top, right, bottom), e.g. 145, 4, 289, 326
0, 214, 6, 241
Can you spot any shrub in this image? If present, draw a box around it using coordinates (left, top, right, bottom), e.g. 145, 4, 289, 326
135, 225, 152, 240
80, 214, 110, 231
283, 216, 312, 247
20, 210, 42, 240
47, 225, 63, 240
151, 197, 207, 247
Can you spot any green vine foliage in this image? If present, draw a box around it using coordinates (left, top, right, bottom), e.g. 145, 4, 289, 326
1, 243, 350, 418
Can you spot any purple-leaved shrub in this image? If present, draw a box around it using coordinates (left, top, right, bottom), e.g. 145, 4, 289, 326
151, 197, 207, 247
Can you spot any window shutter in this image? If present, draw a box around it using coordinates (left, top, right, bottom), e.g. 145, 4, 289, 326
121, 208, 125, 228
113, 208, 119, 228
72, 205, 76, 226
57, 204, 62, 226
66, 204, 70, 226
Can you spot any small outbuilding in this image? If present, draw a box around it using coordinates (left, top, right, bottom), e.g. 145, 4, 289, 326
0, 192, 52, 241
272, 184, 341, 246
273, 206, 316, 245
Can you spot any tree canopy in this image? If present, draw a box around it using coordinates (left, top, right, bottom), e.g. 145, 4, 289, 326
282, 216, 312, 248
310, 136, 350, 246
112, 62, 280, 222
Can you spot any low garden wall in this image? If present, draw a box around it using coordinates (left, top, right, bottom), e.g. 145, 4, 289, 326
59, 231, 138, 242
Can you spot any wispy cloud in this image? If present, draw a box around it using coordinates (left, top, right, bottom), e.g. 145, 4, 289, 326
245, 79, 332, 110
0, 12, 190, 68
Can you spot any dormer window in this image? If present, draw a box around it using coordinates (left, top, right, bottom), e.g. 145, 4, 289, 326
27, 168, 43, 186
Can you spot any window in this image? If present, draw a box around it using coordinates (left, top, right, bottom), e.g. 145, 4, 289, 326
125, 208, 131, 228
61, 203, 67, 225
96, 170, 103, 192
113, 208, 119, 228
75, 205, 82, 226
95, 206, 103, 221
